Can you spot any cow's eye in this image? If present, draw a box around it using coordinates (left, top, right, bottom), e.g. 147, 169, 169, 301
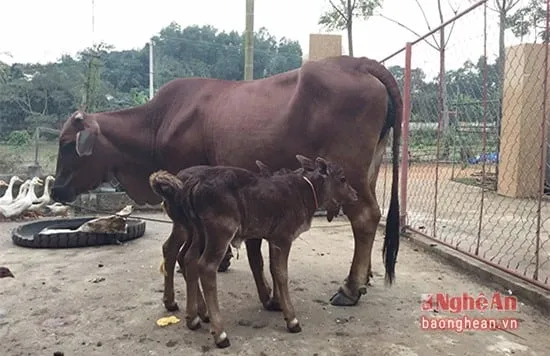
340, 177, 346, 183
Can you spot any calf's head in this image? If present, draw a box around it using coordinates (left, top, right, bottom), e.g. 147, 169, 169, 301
296, 155, 358, 216
51, 111, 109, 203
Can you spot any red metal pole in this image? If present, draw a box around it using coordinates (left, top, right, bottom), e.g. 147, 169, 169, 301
534, 0, 550, 281
400, 43, 412, 229
476, 0, 489, 256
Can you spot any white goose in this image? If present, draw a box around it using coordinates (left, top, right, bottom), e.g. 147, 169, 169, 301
0, 176, 24, 206
0, 178, 43, 218
27, 176, 55, 212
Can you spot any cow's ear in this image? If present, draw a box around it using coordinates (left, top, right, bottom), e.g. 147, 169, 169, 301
296, 155, 315, 171
315, 157, 329, 175
75, 129, 96, 157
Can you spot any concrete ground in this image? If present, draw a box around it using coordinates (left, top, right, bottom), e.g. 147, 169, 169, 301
1, 213, 549, 355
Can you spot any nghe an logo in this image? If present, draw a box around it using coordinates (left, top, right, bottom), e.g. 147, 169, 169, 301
421, 292, 518, 313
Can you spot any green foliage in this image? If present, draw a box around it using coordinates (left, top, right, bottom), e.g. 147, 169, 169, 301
506, 0, 547, 42
318, 0, 382, 31
7, 130, 31, 147
0, 24, 303, 139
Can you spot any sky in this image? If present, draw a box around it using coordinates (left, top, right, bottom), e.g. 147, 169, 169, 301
0, 0, 534, 80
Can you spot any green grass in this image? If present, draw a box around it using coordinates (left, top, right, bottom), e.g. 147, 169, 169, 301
0, 142, 59, 175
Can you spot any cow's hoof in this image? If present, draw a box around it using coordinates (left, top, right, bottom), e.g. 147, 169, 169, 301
215, 333, 231, 348
164, 301, 179, 312
287, 318, 302, 333
263, 298, 282, 311
199, 313, 210, 323
186, 316, 201, 331
329, 289, 360, 306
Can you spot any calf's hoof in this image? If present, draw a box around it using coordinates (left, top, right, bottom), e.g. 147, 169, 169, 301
186, 316, 202, 331
164, 301, 179, 312
263, 298, 282, 311
287, 318, 302, 333
199, 313, 210, 323
215, 332, 231, 348
329, 287, 360, 307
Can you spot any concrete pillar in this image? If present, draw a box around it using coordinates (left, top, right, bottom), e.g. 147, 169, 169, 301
305, 34, 342, 64
497, 43, 549, 198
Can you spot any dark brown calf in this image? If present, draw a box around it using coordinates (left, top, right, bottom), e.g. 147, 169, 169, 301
150, 155, 358, 348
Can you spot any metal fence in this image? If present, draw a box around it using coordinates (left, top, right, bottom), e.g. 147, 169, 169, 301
378, 0, 550, 291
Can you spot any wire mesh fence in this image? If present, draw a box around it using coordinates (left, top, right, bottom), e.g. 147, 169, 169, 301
379, 0, 550, 290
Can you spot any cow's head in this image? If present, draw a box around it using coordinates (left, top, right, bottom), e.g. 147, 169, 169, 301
296, 155, 358, 220
51, 111, 109, 203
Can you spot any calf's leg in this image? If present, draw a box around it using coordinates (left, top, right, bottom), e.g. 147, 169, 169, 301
182, 233, 205, 331
199, 223, 237, 348
161, 224, 186, 311
270, 239, 301, 332
218, 246, 233, 272
264, 243, 282, 311
177, 238, 209, 323
245, 239, 272, 306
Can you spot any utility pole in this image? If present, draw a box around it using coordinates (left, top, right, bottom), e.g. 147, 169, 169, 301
149, 39, 154, 99
244, 0, 254, 80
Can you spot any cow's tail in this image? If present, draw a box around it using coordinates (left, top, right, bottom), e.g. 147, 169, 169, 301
362, 58, 403, 285
149, 170, 184, 206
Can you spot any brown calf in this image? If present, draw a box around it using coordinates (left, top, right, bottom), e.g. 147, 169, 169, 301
150, 155, 358, 348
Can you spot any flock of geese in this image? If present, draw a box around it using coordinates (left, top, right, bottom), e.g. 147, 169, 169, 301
0, 175, 70, 220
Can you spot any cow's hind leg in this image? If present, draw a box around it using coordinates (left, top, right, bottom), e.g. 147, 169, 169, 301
330, 135, 388, 306
162, 224, 186, 311
330, 196, 380, 306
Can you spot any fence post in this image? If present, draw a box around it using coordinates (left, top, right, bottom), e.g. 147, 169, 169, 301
534, 0, 550, 281
399, 42, 412, 230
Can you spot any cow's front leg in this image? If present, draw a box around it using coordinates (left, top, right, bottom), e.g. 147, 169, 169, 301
330, 196, 380, 306
161, 224, 186, 311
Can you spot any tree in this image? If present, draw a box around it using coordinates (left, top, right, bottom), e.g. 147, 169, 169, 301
379, 0, 464, 159
318, 0, 383, 56
506, 0, 547, 42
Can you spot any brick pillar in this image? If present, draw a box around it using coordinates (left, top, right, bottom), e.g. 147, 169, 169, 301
305, 34, 342, 64
497, 43, 549, 198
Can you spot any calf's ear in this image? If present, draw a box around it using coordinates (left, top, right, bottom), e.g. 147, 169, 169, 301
255, 160, 272, 177
296, 154, 315, 171
315, 157, 329, 175
76, 129, 96, 157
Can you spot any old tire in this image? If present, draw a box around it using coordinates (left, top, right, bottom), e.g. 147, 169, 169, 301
11, 216, 146, 248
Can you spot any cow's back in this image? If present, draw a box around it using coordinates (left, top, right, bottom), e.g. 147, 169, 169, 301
155, 57, 390, 176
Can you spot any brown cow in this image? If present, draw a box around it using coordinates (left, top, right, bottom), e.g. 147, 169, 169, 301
50, 55, 402, 308
149, 155, 359, 348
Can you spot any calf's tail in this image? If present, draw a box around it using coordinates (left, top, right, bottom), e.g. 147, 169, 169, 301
149, 170, 184, 204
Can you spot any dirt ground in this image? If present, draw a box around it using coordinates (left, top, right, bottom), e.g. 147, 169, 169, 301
1, 213, 550, 356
